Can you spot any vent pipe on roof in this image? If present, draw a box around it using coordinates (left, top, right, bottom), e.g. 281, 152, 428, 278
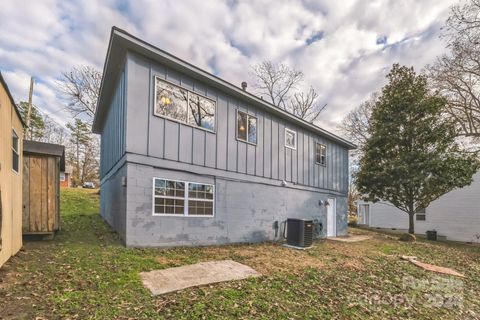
241, 81, 247, 91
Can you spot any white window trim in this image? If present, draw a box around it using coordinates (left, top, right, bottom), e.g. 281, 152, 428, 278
315, 142, 327, 166
236, 110, 257, 145
152, 177, 215, 218
153, 76, 217, 133
284, 128, 297, 150
12, 127, 19, 174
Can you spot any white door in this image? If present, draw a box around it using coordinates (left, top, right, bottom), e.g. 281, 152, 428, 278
327, 198, 336, 237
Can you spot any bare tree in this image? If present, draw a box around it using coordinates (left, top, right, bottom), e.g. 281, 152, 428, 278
339, 93, 377, 151
289, 87, 327, 123
427, 0, 480, 141
251, 61, 326, 122
57, 65, 102, 122
251, 61, 303, 109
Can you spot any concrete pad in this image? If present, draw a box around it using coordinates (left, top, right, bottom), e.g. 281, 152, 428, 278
328, 235, 371, 243
140, 260, 261, 295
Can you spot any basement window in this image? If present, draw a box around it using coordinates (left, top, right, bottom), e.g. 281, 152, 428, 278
153, 178, 214, 217
12, 129, 19, 173
154, 77, 216, 132
315, 143, 326, 166
237, 110, 257, 144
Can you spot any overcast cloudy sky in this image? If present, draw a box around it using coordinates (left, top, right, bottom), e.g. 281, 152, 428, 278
0, 0, 456, 134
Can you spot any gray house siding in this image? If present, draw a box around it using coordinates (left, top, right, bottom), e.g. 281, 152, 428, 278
100, 69, 127, 178
123, 52, 349, 194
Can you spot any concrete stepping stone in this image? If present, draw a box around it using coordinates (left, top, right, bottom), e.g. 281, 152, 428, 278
140, 260, 261, 295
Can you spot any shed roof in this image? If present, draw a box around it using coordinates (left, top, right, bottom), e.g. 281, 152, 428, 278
23, 140, 65, 171
0, 71, 26, 127
93, 27, 356, 150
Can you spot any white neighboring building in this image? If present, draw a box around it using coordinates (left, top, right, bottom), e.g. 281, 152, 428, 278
357, 172, 480, 243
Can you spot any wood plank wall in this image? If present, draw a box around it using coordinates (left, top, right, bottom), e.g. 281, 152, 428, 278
22, 155, 59, 234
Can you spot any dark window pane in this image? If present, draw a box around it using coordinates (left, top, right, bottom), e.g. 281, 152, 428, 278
165, 205, 175, 214
155, 79, 188, 122
204, 207, 213, 216
237, 111, 247, 141
12, 153, 19, 172
188, 92, 216, 131
416, 214, 426, 221
154, 205, 165, 214
248, 116, 257, 144
175, 182, 185, 190
176, 189, 185, 198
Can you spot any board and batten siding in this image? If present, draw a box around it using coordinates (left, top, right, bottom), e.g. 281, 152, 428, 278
119, 52, 349, 194
100, 69, 127, 178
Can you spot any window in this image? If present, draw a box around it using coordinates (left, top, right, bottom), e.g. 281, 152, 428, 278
285, 128, 296, 149
188, 91, 216, 131
60, 172, 66, 182
12, 129, 19, 173
153, 178, 214, 216
154, 77, 216, 131
237, 110, 257, 144
315, 143, 326, 166
416, 207, 426, 221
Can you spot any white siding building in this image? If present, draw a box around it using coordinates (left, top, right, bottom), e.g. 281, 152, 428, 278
357, 172, 480, 243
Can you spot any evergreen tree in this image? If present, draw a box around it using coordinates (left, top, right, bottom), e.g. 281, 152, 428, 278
66, 119, 93, 186
17, 101, 46, 140
357, 64, 480, 234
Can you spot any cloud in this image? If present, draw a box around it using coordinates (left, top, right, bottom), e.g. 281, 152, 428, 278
0, 0, 455, 134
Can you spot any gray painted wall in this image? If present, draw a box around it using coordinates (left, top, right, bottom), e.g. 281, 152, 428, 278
124, 163, 347, 247
122, 52, 349, 194
100, 163, 127, 242
100, 69, 126, 177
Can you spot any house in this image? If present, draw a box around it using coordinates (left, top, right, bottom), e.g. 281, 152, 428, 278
0, 72, 24, 267
60, 165, 72, 188
92, 27, 356, 247
22, 140, 64, 238
357, 172, 480, 243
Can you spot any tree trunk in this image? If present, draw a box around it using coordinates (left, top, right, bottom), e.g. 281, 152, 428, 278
408, 212, 415, 234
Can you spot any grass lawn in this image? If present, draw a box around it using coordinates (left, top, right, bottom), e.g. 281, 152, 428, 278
1, 189, 479, 319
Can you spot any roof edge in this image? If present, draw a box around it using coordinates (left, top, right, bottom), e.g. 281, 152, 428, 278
94, 27, 357, 150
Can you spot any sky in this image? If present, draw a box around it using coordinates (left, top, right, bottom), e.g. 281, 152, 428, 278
0, 0, 457, 134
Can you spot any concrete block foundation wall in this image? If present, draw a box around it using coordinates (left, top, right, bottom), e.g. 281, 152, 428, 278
106, 162, 347, 247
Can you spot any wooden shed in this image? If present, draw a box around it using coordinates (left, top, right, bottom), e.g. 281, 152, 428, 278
0, 71, 24, 268
22, 140, 65, 237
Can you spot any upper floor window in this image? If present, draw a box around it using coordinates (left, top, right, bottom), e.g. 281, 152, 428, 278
154, 77, 216, 131
237, 110, 257, 144
315, 143, 326, 166
285, 128, 296, 150
12, 129, 19, 173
